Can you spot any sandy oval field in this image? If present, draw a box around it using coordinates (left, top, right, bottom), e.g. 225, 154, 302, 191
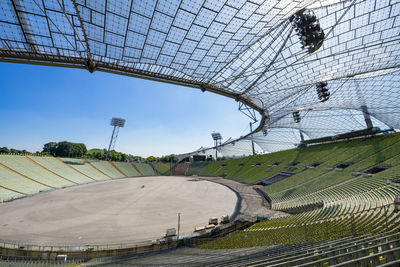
0, 176, 237, 245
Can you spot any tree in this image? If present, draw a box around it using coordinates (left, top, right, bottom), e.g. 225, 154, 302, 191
42, 142, 57, 155
75, 143, 87, 156
146, 156, 157, 162
10, 148, 20, 154
0, 147, 9, 154
55, 141, 71, 157
160, 154, 177, 163
55, 141, 87, 157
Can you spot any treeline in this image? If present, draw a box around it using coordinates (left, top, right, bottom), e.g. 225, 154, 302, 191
0, 141, 178, 163
86, 148, 143, 162
43, 142, 144, 162
145, 154, 177, 163
0, 147, 37, 155
88, 149, 177, 163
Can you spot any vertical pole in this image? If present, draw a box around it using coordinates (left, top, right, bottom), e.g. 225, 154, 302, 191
299, 130, 305, 142
215, 140, 218, 160
177, 212, 181, 240
250, 122, 255, 156
106, 125, 116, 161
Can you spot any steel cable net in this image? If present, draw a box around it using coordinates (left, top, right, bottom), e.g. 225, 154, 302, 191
0, 0, 399, 156
249, 129, 304, 153
219, 138, 256, 158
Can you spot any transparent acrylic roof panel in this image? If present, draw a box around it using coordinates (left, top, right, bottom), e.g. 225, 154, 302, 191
250, 129, 302, 153
0, 0, 329, 81
215, 0, 400, 95
219, 139, 256, 157
1, 0, 399, 146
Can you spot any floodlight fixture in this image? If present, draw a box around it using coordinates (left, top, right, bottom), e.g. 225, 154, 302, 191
111, 117, 126, 127
211, 132, 222, 160
106, 117, 126, 161
211, 132, 222, 141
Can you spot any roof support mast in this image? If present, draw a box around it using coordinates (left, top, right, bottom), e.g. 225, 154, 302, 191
239, 103, 258, 156
71, 0, 95, 73
361, 105, 373, 129
354, 80, 373, 129
11, 0, 37, 53
249, 122, 256, 156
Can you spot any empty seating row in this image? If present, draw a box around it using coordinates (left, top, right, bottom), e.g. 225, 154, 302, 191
114, 162, 141, 177
88, 160, 124, 178
0, 155, 156, 202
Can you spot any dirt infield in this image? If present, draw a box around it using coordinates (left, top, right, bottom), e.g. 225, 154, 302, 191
0, 176, 237, 246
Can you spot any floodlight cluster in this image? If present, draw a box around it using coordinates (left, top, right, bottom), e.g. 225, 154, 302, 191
292, 111, 301, 123
0, 0, 399, 156
316, 82, 330, 102
290, 8, 325, 53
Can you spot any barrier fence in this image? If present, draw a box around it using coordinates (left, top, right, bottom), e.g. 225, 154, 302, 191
1, 202, 399, 262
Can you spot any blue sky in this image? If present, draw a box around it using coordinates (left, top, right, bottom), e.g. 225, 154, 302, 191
0, 62, 252, 157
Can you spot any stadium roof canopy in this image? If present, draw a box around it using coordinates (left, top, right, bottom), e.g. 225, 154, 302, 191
1, 0, 399, 154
